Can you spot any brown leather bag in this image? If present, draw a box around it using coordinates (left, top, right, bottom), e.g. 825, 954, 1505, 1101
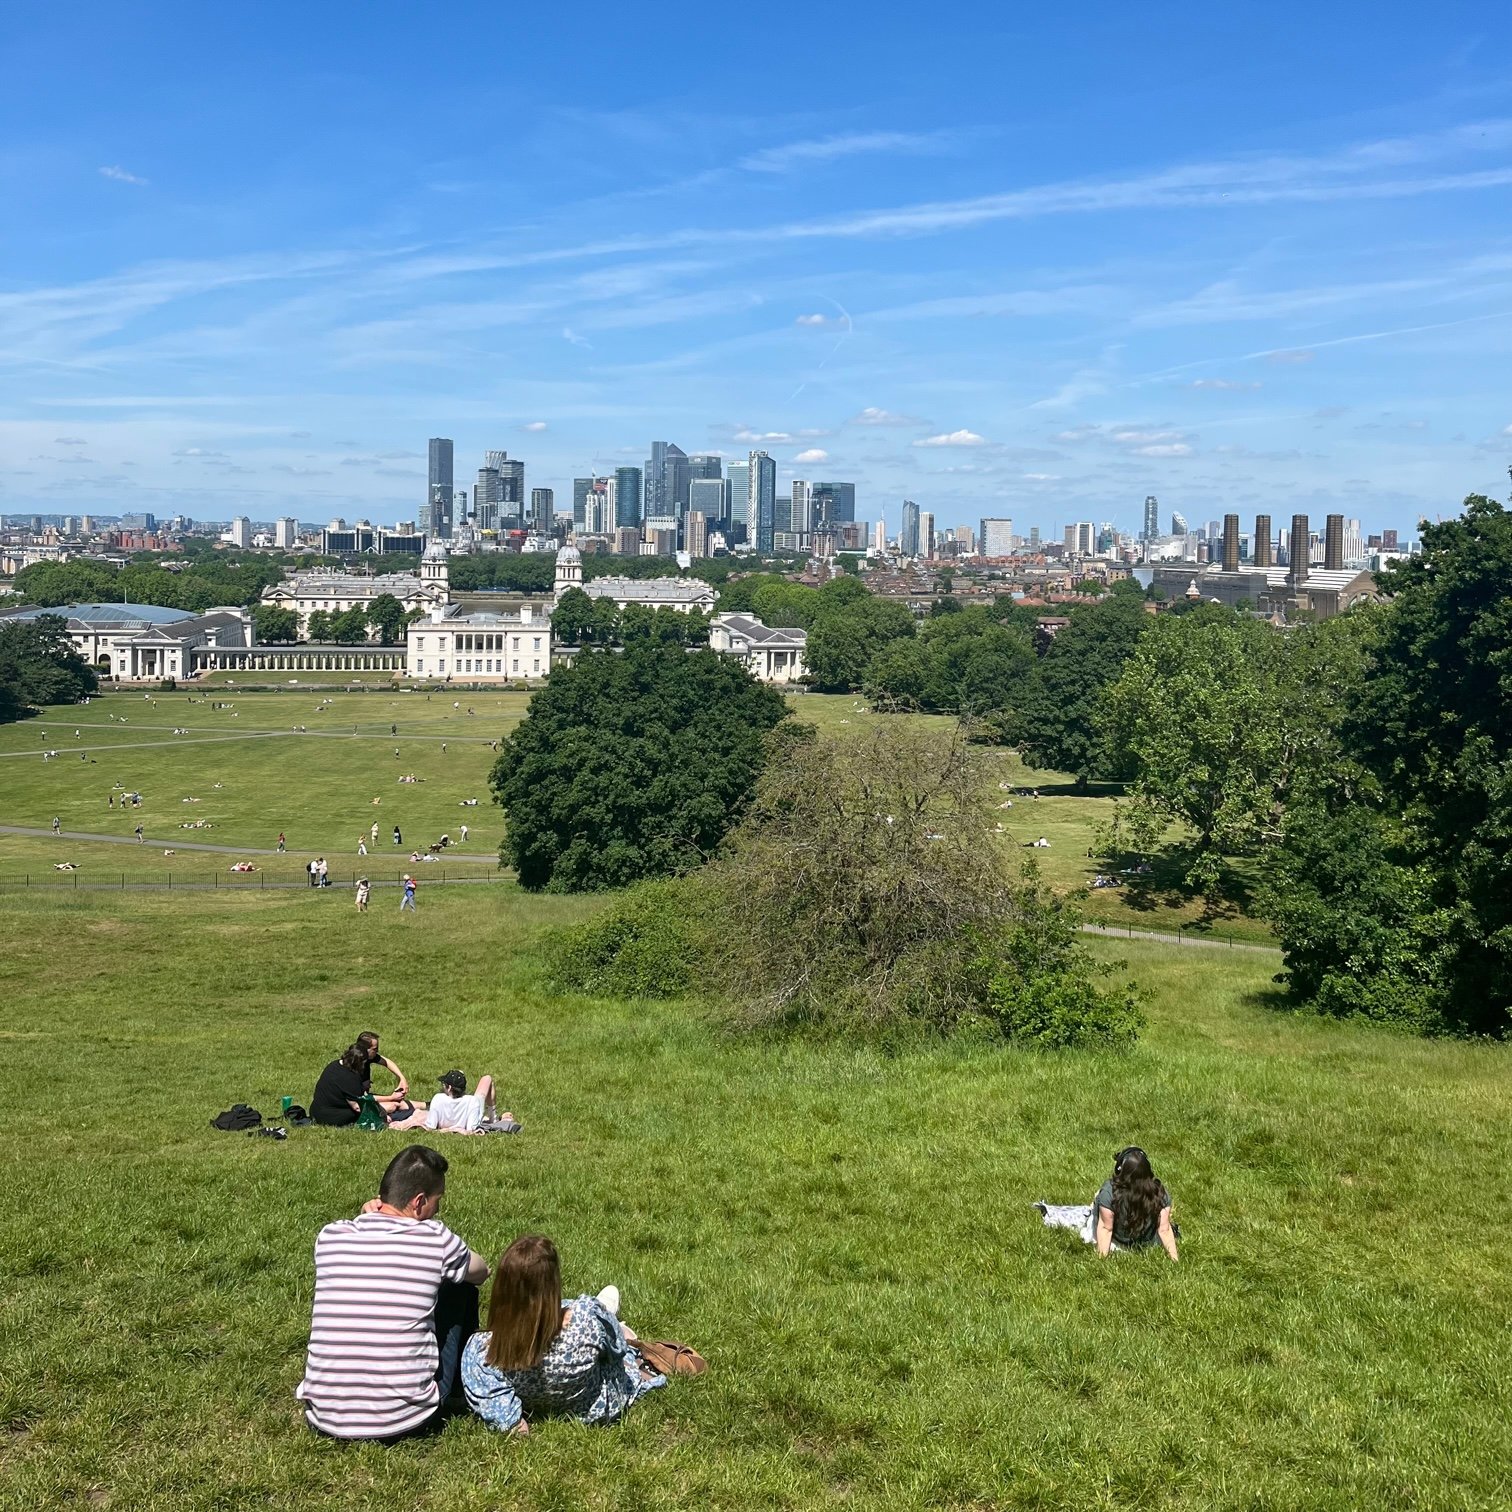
635, 1338, 708, 1376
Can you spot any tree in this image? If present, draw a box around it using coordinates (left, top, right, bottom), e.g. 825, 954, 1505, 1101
253, 605, 298, 643
805, 596, 915, 692
330, 606, 371, 644
490, 644, 790, 892
550, 586, 598, 646
1263, 495, 1512, 1034
366, 593, 407, 645
750, 580, 820, 628
0, 615, 98, 718
305, 610, 332, 643
1019, 593, 1153, 787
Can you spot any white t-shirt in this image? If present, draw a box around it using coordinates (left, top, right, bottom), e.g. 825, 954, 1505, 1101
426, 1091, 485, 1133
297, 1214, 472, 1439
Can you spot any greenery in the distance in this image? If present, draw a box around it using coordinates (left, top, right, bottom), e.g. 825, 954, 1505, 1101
0, 614, 99, 721
490, 644, 789, 891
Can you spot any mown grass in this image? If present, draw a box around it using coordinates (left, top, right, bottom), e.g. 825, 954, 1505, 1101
2, 884, 1508, 1510
2, 690, 1270, 937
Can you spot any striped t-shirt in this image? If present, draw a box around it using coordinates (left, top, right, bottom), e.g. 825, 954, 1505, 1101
296, 1213, 473, 1439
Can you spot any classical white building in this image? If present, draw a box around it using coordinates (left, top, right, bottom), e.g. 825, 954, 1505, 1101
553, 545, 718, 614
260, 541, 451, 634
406, 602, 551, 682
1, 602, 253, 681
708, 612, 808, 683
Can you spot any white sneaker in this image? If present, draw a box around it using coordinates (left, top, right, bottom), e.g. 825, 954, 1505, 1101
596, 1285, 620, 1317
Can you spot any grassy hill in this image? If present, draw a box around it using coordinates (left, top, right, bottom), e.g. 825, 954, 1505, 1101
2, 882, 1508, 1510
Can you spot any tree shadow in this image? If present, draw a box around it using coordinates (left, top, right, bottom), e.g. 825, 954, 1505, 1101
1097, 845, 1256, 929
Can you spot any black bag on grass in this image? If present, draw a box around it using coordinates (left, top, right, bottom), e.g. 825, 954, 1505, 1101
211, 1104, 263, 1131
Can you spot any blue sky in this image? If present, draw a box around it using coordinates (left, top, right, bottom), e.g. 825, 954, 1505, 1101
3, 1, 1511, 536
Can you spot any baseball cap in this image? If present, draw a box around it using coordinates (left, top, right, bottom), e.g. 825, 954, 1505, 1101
438, 1070, 466, 1094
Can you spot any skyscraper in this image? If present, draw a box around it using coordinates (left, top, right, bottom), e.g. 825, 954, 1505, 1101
1142, 494, 1159, 541
918, 510, 936, 559
900, 500, 921, 557
530, 488, 554, 529
790, 480, 812, 537
979, 518, 1013, 556
686, 511, 709, 559
689, 477, 725, 524
1223, 514, 1240, 572
747, 451, 776, 553
614, 467, 643, 529
1254, 515, 1273, 567
1324, 514, 1345, 571
687, 454, 722, 484
425, 485, 451, 540
812, 481, 856, 529
428, 439, 453, 515
572, 477, 593, 530
725, 461, 749, 540
643, 442, 689, 522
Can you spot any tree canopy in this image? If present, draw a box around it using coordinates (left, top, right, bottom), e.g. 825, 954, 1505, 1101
0, 615, 98, 719
490, 644, 789, 891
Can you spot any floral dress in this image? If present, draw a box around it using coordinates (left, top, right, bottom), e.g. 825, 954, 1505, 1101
461, 1296, 666, 1432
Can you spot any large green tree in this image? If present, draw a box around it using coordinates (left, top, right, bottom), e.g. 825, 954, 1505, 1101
1019, 593, 1153, 786
366, 593, 407, 645
805, 595, 916, 692
253, 605, 298, 643
0, 615, 98, 718
491, 644, 789, 891
863, 606, 1035, 728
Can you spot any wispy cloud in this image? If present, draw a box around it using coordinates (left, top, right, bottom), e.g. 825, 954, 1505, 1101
522, 420, 548, 432
54, 436, 87, 445
740, 130, 958, 174
794, 448, 829, 463
1267, 349, 1315, 364
1187, 378, 1262, 390
794, 313, 831, 326
914, 430, 986, 447
99, 164, 149, 186
851, 407, 925, 427
734, 428, 794, 443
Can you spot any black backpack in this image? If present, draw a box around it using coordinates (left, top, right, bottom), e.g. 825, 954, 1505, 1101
211, 1103, 263, 1131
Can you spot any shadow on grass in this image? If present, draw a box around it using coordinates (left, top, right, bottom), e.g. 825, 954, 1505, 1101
1097, 846, 1258, 931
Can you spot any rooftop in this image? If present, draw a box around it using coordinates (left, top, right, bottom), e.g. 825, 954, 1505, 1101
5, 602, 197, 627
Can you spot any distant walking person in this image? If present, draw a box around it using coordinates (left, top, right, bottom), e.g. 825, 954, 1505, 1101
308, 859, 319, 888
134, 824, 144, 844
52, 816, 61, 835
371, 822, 380, 844
393, 826, 402, 847
458, 824, 468, 844
400, 875, 417, 912
358, 837, 368, 857
108, 793, 114, 808
317, 857, 330, 888
355, 878, 370, 913
277, 832, 287, 853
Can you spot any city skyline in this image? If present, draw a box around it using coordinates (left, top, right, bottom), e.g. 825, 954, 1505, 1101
4, 4, 1511, 539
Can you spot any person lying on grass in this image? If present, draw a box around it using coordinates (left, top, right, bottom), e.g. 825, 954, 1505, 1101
1095, 1146, 1180, 1261
425, 1070, 519, 1134
297, 1145, 489, 1441
461, 1235, 664, 1436
310, 1042, 427, 1130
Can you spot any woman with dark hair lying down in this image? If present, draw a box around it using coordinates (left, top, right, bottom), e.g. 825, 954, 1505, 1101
1094, 1147, 1179, 1261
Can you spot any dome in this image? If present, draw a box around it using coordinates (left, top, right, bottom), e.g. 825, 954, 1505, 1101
422, 540, 449, 563
557, 545, 582, 565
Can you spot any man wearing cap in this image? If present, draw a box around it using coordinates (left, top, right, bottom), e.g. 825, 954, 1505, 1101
425, 1070, 514, 1134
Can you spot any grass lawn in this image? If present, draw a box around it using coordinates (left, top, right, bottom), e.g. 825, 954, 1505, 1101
2, 884, 1508, 1510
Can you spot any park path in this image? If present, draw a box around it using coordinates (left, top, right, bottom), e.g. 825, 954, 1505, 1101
0, 824, 501, 862
1079, 921, 1278, 955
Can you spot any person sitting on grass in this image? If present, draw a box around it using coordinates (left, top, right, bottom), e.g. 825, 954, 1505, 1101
461, 1235, 665, 1436
356, 1030, 426, 1119
1094, 1147, 1179, 1261
296, 1145, 489, 1441
311, 1042, 427, 1130
425, 1070, 518, 1134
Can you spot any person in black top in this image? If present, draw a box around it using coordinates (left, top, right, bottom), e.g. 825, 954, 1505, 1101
311, 1043, 427, 1129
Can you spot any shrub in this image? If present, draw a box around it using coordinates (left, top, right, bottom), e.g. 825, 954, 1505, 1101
547, 878, 710, 1000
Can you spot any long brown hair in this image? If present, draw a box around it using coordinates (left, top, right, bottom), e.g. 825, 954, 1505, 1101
484, 1235, 563, 1370
1111, 1147, 1168, 1240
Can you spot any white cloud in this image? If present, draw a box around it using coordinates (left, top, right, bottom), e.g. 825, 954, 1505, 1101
522, 421, 548, 432
1023, 473, 1062, 481
173, 447, 228, 459
741, 130, 957, 174
1110, 429, 1188, 446
794, 448, 829, 463
54, 436, 87, 445
99, 165, 149, 186
795, 313, 829, 326
562, 326, 593, 349
914, 429, 986, 447
852, 407, 925, 427
1133, 443, 1194, 457
734, 428, 794, 443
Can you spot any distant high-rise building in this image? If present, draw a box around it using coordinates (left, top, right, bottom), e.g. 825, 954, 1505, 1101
428, 439, 453, 516
1344, 518, 1363, 565
474, 464, 503, 530
918, 510, 936, 559
686, 453, 722, 484
229, 516, 251, 549
1170, 511, 1189, 536
689, 477, 725, 525
872, 519, 887, 553
900, 500, 921, 557
530, 488, 554, 529
725, 462, 749, 537
686, 511, 709, 559
424, 486, 451, 540
614, 466, 643, 529
1382, 528, 1399, 551
572, 477, 593, 530
274, 517, 297, 549
979, 517, 1013, 556
643, 442, 688, 521
1223, 514, 1240, 572
1064, 521, 1095, 555
790, 480, 813, 537
582, 478, 613, 536
1143, 495, 1159, 541
812, 481, 856, 529
774, 495, 792, 536
747, 451, 777, 553
1289, 514, 1310, 583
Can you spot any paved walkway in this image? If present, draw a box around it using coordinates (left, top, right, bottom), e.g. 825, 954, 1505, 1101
0, 824, 500, 862
1080, 922, 1279, 955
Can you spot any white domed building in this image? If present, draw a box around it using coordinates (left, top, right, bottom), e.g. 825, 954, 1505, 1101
553, 543, 716, 613
261, 540, 450, 635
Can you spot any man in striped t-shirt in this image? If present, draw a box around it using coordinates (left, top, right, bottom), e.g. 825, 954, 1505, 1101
297, 1145, 490, 1440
